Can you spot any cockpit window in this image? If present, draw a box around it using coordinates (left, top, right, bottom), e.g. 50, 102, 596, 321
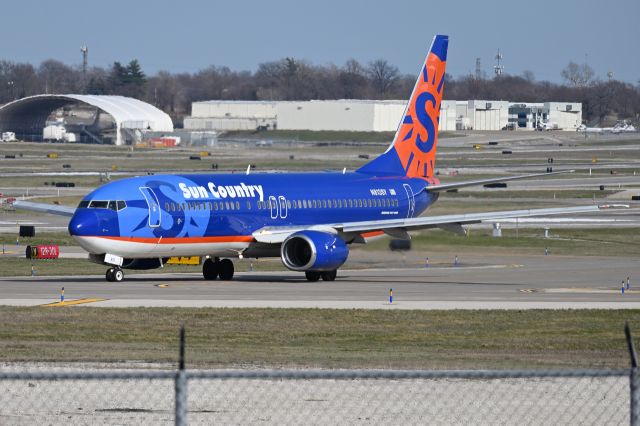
89, 200, 109, 209
81, 200, 127, 211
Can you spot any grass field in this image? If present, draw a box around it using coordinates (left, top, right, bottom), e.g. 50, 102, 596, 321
365, 227, 640, 257
0, 307, 638, 369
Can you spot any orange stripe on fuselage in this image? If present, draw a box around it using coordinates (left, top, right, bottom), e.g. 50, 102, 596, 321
99, 236, 254, 244
361, 231, 385, 238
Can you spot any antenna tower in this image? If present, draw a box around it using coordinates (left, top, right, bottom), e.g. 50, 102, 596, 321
494, 49, 504, 77
80, 46, 88, 92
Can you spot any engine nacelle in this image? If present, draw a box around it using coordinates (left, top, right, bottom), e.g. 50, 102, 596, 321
281, 230, 348, 272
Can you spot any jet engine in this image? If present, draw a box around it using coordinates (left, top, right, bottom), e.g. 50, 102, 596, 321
280, 230, 348, 271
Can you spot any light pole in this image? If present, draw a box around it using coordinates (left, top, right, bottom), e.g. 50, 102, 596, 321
7, 81, 14, 100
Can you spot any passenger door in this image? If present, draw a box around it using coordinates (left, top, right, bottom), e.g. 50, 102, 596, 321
278, 196, 288, 219
269, 195, 278, 220
403, 184, 415, 219
139, 187, 161, 227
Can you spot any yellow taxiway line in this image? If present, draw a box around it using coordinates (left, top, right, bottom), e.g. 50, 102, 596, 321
41, 298, 107, 307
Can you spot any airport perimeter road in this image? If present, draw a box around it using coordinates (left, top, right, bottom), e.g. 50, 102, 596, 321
1, 254, 639, 309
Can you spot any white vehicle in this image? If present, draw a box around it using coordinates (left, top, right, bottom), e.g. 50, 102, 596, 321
43, 124, 66, 141
1, 132, 16, 141
64, 132, 79, 143
43, 125, 78, 142
577, 124, 603, 133
536, 121, 558, 131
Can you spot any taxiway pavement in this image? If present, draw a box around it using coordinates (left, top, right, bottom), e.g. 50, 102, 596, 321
1, 253, 639, 309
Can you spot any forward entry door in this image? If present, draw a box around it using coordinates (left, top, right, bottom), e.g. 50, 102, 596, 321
139, 187, 161, 227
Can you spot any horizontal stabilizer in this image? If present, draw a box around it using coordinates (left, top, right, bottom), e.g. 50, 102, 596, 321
427, 170, 575, 192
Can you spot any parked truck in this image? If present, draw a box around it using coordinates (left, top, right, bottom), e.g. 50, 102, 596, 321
42, 125, 78, 142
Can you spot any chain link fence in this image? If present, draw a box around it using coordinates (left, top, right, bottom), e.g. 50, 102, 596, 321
0, 367, 637, 425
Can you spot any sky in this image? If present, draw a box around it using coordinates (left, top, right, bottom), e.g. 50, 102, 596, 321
2, 0, 639, 83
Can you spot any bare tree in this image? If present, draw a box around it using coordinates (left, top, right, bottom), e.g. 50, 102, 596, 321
339, 59, 369, 98
37, 60, 82, 94
0, 53, 638, 125
561, 61, 595, 87
367, 59, 398, 98
521, 70, 535, 82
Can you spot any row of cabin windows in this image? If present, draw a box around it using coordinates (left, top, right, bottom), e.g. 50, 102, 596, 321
164, 198, 399, 213
257, 198, 399, 210
165, 200, 243, 212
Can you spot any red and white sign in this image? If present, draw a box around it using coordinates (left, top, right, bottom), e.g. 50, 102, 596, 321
32, 245, 60, 259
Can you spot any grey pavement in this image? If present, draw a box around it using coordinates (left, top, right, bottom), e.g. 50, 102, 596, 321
1, 253, 639, 309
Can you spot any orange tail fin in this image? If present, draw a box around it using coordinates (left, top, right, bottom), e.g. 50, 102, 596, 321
358, 35, 448, 179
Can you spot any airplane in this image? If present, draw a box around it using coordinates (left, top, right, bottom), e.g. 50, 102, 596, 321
14, 35, 621, 283
577, 121, 637, 134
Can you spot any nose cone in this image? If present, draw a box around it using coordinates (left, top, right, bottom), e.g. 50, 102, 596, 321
68, 209, 100, 237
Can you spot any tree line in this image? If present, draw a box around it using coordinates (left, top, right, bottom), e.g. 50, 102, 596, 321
1, 57, 638, 126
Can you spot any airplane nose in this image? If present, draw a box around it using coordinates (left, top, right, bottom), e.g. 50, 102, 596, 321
68, 209, 100, 236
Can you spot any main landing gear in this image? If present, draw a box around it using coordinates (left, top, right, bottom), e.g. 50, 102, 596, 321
106, 267, 124, 282
203, 257, 234, 281
305, 270, 337, 282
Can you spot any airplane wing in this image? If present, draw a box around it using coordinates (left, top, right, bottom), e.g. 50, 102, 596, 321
253, 204, 626, 244
426, 170, 574, 192
12, 200, 76, 217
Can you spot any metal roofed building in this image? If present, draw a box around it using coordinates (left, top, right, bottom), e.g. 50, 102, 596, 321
185, 99, 581, 133
186, 100, 278, 131
0, 95, 173, 145
185, 99, 459, 133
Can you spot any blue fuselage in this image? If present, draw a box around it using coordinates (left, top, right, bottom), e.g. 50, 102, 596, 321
68, 172, 438, 257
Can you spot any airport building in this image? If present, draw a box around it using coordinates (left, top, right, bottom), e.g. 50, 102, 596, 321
507, 102, 582, 130
0, 95, 173, 145
185, 100, 582, 132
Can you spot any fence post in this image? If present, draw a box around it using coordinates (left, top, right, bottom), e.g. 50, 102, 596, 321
175, 325, 187, 426
626, 323, 639, 426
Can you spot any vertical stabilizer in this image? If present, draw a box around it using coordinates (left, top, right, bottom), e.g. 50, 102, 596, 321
357, 35, 448, 179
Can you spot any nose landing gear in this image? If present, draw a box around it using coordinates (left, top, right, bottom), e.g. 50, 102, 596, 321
106, 267, 124, 282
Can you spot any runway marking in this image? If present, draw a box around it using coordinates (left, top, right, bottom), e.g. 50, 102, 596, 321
545, 288, 639, 294
521, 288, 639, 295
356, 264, 524, 272
41, 298, 107, 307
